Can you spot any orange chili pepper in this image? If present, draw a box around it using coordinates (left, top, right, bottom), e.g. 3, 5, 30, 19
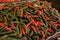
35, 21, 43, 27
39, 21, 43, 26
20, 9, 23, 18
36, 10, 41, 14
38, 5, 44, 9
26, 2, 33, 7
36, 10, 44, 15
45, 16, 50, 20
26, 22, 32, 28
39, 30, 44, 36
32, 26, 36, 32
22, 27, 26, 35
47, 28, 53, 32
31, 18, 37, 26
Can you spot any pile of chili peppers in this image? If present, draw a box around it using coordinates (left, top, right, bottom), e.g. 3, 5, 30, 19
0, 1, 60, 40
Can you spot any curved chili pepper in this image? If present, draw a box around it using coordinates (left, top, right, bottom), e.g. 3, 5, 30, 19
26, 22, 32, 28
31, 18, 37, 26
39, 30, 45, 37
32, 26, 36, 32
45, 16, 50, 20
22, 27, 26, 35
5, 26, 12, 32
47, 28, 53, 32
26, 2, 33, 7
54, 24, 60, 28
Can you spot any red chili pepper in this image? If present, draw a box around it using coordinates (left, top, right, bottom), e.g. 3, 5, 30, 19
38, 5, 44, 9
39, 30, 44, 36
39, 21, 43, 26
26, 2, 33, 7
35, 21, 43, 27
22, 27, 26, 35
0, 23, 3, 27
27, 15, 31, 19
32, 26, 36, 32
26, 22, 32, 28
31, 18, 37, 26
35, 10, 44, 15
54, 24, 60, 28
45, 16, 50, 20
5, 26, 12, 32
36, 10, 41, 14
47, 28, 53, 32
20, 9, 23, 18
11, 22, 16, 30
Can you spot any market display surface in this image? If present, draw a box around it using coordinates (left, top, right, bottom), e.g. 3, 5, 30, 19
0, 1, 60, 40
